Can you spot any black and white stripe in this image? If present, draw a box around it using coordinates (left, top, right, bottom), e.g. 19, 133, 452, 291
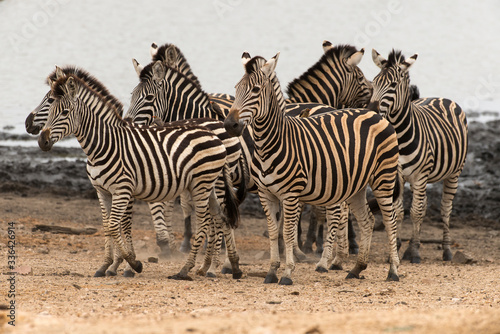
38, 70, 242, 280
225, 52, 401, 285
368, 49, 468, 263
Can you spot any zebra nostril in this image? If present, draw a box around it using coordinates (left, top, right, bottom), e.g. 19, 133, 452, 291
232, 123, 238, 129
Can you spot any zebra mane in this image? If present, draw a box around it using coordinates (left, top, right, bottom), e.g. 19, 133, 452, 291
286, 44, 359, 96
139, 61, 211, 100
152, 43, 202, 88
385, 49, 405, 68
51, 74, 124, 120
47, 66, 124, 115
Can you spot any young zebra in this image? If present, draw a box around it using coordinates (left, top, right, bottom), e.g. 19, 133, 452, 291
224, 52, 401, 285
368, 49, 468, 263
38, 70, 242, 280
25, 67, 178, 269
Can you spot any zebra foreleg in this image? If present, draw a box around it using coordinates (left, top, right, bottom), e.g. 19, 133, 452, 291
315, 204, 342, 272
260, 193, 282, 284
279, 197, 302, 285
94, 191, 114, 277
197, 218, 220, 277
404, 180, 428, 264
302, 205, 317, 254
108, 193, 143, 275
441, 175, 460, 261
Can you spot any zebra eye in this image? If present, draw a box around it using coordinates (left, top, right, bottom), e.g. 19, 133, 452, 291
145, 95, 155, 102
61, 109, 70, 116
47, 98, 55, 104
251, 85, 261, 94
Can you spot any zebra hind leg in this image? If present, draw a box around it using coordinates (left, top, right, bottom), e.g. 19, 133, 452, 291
441, 175, 460, 261
315, 204, 342, 273
404, 181, 428, 263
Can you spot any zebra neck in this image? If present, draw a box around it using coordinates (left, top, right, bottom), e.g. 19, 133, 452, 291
75, 94, 124, 160
252, 83, 287, 161
162, 70, 216, 122
387, 99, 420, 153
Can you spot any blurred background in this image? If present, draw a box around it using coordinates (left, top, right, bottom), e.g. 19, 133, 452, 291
1, 0, 499, 143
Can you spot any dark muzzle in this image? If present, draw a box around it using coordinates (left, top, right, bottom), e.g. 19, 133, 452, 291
224, 110, 245, 137
25, 113, 41, 135
38, 129, 53, 151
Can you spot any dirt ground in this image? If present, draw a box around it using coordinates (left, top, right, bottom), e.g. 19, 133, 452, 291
0, 191, 499, 334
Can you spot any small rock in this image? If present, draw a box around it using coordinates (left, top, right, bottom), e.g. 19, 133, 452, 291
452, 251, 476, 264
290, 291, 300, 296
266, 301, 282, 305
148, 257, 158, 263
73, 284, 82, 290
14, 265, 33, 275
37, 246, 50, 254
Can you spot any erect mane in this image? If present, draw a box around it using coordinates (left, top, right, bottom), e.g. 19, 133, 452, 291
48, 66, 123, 115
386, 49, 405, 67
152, 43, 202, 88
286, 44, 359, 96
51, 74, 124, 119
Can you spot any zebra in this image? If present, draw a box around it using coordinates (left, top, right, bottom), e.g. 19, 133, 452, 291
368, 49, 468, 263
224, 52, 401, 285
25, 67, 178, 274
285, 41, 374, 257
37, 69, 243, 280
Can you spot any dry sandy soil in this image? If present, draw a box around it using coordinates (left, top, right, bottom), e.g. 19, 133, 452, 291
0, 191, 499, 334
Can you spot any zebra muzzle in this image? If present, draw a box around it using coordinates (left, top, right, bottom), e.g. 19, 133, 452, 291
224, 111, 245, 137
38, 129, 53, 151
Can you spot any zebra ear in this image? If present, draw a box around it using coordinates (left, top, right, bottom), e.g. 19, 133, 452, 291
152, 61, 166, 82
241, 51, 251, 67
150, 42, 158, 59
132, 59, 143, 77
322, 40, 333, 53
55, 65, 65, 80
165, 45, 178, 68
66, 76, 78, 101
261, 52, 280, 78
372, 49, 387, 69
400, 53, 418, 72
346, 48, 364, 67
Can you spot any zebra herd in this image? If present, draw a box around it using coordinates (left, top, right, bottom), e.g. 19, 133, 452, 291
26, 41, 468, 285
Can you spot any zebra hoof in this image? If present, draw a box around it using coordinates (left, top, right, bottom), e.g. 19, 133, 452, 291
264, 273, 279, 284
346, 272, 363, 279
349, 246, 359, 255
232, 270, 243, 280
294, 250, 307, 262
329, 264, 343, 271
410, 256, 421, 264
278, 277, 293, 285
315, 266, 328, 273
132, 261, 143, 273
93, 270, 106, 277
105, 270, 117, 277
168, 273, 193, 281
221, 267, 233, 275
402, 248, 412, 261
386, 272, 400, 282
205, 272, 217, 278
443, 249, 453, 261
123, 270, 135, 278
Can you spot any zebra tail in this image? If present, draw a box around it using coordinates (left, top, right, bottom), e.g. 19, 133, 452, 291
235, 153, 249, 205
368, 171, 403, 214
223, 161, 240, 229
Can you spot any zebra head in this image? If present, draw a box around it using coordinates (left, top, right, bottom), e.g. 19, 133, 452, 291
368, 49, 418, 117
322, 41, 373, 108
225, 52, 279, 137
25, 68, 66, 135
125, 59, 166, 125
38, 74, 80, 151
